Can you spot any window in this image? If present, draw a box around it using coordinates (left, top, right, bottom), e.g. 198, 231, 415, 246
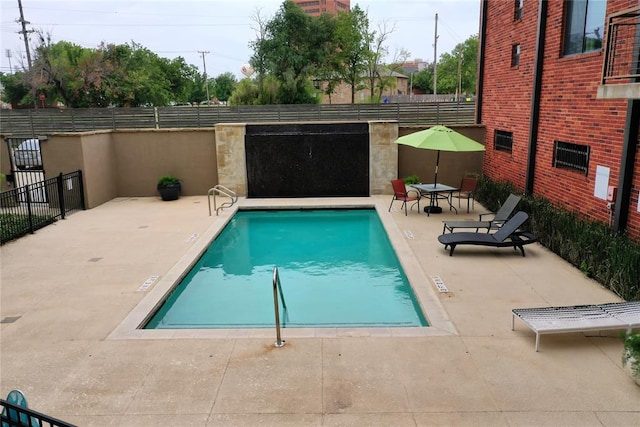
514, 0, 524, 20
494, 130, 513, 153
553, 140, 590, 175
563, 0, 606, 55
511, 44, 521, 67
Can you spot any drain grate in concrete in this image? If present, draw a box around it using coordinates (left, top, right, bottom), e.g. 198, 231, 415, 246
430, 275, 450, 293
404, 230, 415, 239
1, 316, 22, 324
88, 257, 103, 262
138, 275, 159, 292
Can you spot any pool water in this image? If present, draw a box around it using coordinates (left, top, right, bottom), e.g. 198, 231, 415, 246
145, 209, 428, 328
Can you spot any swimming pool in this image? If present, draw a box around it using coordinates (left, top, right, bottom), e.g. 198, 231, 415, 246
145, 209, 428, 329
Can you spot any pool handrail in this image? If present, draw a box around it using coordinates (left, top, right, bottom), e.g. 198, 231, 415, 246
207, 184, 238, 216
273, 266, 287, 348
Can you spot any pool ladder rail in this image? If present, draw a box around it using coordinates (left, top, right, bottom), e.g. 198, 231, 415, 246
273, 266, 288, 348
207, 184, 238, 216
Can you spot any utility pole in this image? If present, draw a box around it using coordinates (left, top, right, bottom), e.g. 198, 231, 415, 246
17, 0, 33, 69
433, 13, 438, 98
198, 50, 211, 102
457, 49, 463, 102
5, 49, 13, 73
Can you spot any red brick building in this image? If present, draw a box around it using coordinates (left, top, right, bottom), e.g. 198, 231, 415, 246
477, 0, 640, 237
293, 0, 350, 17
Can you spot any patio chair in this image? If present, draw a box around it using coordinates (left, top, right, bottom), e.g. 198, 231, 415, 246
437, 211, 537, 256
512, 301, 640, 351
442, 193, 522, 234
453, 176, 478, 213
389, 179, 420, 216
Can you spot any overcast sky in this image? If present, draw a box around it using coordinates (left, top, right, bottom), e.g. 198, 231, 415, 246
0, 0, 481, 79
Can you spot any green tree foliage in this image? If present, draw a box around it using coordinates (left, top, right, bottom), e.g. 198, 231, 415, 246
412, 67, 433, 94
0, 72, 32, 106
1, 33, 223, 108
211, 72, 237, 102
250, 1, 333, 104
332, 5, 369, 103
411, 34, 478, 96
228, 78, 259, 106
29, 35, 108, 107
434, 35, 478, 96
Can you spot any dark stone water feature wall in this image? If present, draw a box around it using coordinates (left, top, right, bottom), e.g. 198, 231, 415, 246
245, 123, 369, 198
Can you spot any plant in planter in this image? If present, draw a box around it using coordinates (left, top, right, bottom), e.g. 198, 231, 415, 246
157, 174, 181, 201
403, 174, 420, 185
622, 332, 640, 385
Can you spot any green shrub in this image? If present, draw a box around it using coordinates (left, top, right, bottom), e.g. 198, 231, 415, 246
622, 333, 640, 376
157, 174, 180, 188
476, 176, 640, 301
1, 213, 55, 244
403, 174, 421, 185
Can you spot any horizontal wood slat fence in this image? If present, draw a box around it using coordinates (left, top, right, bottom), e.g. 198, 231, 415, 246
0, 102, 475, 135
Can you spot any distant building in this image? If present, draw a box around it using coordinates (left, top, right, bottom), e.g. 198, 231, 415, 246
398, 58, 428, 75
293, 0, 350, 17
315, 70, 408, 104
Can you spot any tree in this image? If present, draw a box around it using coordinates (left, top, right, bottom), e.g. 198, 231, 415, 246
412, 67, 433, 94
212, 72, 237, 102
363, 21, 394, 103
228, 78, 259, 105
433, 35, 478, 97
0, 72, 32, 106
250, 1, 333, 104
333, 5, 370, 103
29, 34, 108, 107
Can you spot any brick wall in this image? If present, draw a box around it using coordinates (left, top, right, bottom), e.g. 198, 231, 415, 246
481, 0, 640, 235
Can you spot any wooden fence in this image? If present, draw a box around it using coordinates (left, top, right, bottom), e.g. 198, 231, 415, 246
0, 102, 476, 135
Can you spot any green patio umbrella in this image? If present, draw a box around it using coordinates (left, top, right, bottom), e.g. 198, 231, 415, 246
394, 125, 485, 187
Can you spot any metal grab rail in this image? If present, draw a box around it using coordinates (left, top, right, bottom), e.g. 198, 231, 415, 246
207, 184, 238, 216
272, 266, 288, 347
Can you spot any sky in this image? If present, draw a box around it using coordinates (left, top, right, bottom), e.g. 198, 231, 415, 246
0, 0, 481, 79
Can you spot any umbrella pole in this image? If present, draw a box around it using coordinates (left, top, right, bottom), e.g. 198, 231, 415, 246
433, 151, 440, 187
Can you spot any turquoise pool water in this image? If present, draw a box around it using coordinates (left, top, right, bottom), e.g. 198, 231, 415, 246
145, 209, 427, 328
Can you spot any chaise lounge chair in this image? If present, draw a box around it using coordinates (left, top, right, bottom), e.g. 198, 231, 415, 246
512, 301, 640, 351
437, 211, 537, 256
442, 193, 521, 234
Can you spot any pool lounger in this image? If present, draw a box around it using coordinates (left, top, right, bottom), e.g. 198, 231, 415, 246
511, 301, 640, 351
437, 211, 537, 257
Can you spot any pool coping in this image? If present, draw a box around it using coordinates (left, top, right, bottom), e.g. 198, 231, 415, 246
107, 197, 457, 340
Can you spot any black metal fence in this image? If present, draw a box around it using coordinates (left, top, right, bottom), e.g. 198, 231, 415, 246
0, 399, 76, 427
0, 102, 476, 135
0, 170, 85, 244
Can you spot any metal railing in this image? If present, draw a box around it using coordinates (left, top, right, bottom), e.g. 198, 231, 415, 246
207, 184, 238, 216
272, 266, 288, 348
0, 171, 85, 244
1, 399, 76, 427
602, 6, 640, 84
0, 102, 476, 135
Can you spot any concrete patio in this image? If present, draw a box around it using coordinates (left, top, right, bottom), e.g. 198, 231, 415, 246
1, 195, 638, 426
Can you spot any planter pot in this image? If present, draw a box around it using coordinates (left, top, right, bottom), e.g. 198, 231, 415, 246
157, 183, 181, 201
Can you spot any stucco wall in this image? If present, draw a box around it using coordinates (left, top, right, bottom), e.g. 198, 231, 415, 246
112, 129, 217, 198
2, 123, 485, 208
